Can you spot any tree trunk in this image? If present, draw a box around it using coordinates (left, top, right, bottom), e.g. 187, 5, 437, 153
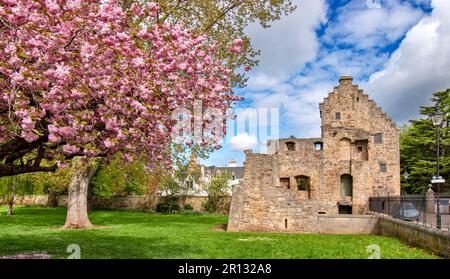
63, 157, 96, 229
47, 191, 58, 207
7, 177, 16, 216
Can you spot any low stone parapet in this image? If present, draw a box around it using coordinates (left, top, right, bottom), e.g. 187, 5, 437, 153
378, 215, 449, 258
317, 214, 379, 234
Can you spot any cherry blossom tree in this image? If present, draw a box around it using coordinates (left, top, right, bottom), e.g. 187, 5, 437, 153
121, 0, 296, 87
0, 0, 241, 227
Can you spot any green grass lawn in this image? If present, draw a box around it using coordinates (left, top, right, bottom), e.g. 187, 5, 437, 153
0, 205, 437, 259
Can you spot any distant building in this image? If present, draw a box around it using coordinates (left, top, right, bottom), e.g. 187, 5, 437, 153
198, 160, 244, 196
228, 76, 401, 233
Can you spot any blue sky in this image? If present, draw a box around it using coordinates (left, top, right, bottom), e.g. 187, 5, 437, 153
202, 0, 450, 167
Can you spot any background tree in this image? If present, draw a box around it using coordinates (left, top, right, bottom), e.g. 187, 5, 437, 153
400, 89, 450, 194
91, 154, 149, 197
0, 167, 70, 211
203, 171, 231, 213
157, 144, 202, 210
6, 177, 16, 215
172, 144, 202, 208
158, 174, 181, 211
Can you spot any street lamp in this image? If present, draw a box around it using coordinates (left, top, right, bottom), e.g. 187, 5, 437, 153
402, 171, 410, 195
431, 108, 445, 229
403, 171, 410, 181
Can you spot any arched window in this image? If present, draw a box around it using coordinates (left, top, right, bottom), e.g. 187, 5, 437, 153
286, 142, 296, 151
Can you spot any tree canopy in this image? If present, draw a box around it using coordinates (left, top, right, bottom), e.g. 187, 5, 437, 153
400, 89, 450, 194
120, 0, 296, 87
0, 0, 241, 177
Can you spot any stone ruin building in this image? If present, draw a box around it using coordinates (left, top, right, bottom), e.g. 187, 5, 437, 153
227, 76, 401, 233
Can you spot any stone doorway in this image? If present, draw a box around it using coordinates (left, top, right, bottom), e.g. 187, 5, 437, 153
339, 205, 352, 214
340, 174, 353, 197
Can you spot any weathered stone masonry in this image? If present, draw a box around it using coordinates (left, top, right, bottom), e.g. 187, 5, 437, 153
228, 76, 401, 233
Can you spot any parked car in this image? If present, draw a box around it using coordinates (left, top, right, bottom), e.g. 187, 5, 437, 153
393, 202, 420, 221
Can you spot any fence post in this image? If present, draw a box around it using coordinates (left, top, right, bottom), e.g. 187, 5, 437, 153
387, 192, 390, 216
425, 188, 435, 227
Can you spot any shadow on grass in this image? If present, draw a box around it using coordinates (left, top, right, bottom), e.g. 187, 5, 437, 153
0, 207, 66, 227
0, 233, 204, 259
0, 206, 226, 228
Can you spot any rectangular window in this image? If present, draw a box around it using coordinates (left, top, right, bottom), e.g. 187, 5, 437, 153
336, 112, 341, 120
380, 163, 387, 172
374, 133, 382, 144
315, 142, 323, 151
280, 178, 291, 189
296, 176, 310, 191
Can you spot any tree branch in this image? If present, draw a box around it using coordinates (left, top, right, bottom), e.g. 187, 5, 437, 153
202, 0, 244, 34
159, 0, 187, 24
0, 135, 47, 162
0, 163, 57, 177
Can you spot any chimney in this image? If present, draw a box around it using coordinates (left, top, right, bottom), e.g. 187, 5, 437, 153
339, 76, 353, 86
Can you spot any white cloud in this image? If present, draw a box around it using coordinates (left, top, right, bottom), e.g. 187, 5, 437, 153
240, 0, 329, 139
324, 0, 425, 49
363, 0, 450, 123
228, 133, 259, 151
245, 0, 327, 82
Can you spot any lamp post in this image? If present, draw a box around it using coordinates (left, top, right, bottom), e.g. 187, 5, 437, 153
431, 109, 445, 229
402, 171, 410, 195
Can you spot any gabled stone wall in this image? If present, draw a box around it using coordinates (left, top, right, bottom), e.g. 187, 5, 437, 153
228, 77, 401, 233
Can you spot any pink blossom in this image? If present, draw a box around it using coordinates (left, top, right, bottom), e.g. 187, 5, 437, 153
123, 153, 133, 162
104, 139, 116, 148
0, 0, 241, 173
48, 133, 61, 143
230, 39, 244, 53
21, 131, 39, 142
63, 144, 80, 155
45, 0, 61, 16
56, 161, 68, 169
146, 2, 159, 16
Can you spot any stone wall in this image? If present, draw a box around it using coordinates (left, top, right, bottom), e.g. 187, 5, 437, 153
317, 215, 379, 234
379, 215, 449, 258
0, 195, 231, 213
0, 195, 49, 206
228, 152, 319, 233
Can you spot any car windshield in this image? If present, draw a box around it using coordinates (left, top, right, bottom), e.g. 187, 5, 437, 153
403, 203, 416, 210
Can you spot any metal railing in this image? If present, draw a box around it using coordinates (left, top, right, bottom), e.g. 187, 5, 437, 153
369, 195, 450, 232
